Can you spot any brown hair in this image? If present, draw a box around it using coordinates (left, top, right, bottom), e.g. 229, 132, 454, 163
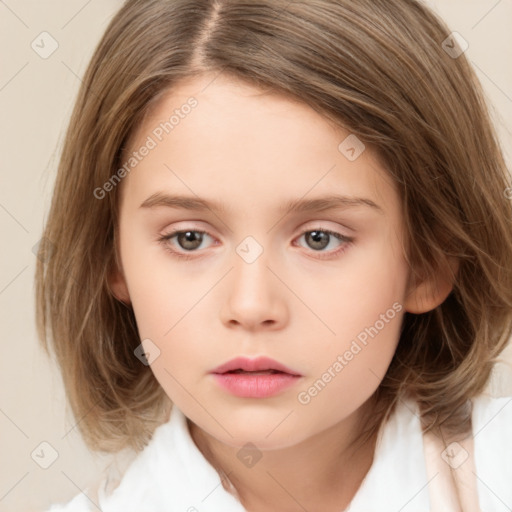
36, 0, 512, 453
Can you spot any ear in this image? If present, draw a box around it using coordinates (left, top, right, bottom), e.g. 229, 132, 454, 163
404, 256, 459, 314
107, 260, 131, 306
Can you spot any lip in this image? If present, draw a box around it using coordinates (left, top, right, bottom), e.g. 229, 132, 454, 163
211, 356, 302, 398
211, 356, 301, 376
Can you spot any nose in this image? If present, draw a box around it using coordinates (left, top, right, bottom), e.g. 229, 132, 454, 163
219, 247, 289, 332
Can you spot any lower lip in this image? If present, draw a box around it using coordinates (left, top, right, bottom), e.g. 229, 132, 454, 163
212, 372, 301, 398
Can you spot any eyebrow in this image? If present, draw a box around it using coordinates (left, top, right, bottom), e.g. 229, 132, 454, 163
139, 192, 383, 215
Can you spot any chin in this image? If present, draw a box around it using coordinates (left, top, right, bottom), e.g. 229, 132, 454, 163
197, 414, 316, 451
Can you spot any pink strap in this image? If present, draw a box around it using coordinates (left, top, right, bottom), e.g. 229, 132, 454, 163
423, 427, 480, 511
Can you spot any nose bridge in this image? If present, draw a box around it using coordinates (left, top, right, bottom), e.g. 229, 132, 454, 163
220, 233, 288, 329
232, 234, 273, 301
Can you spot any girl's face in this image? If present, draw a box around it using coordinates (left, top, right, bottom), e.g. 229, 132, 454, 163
111, 74, 423, 450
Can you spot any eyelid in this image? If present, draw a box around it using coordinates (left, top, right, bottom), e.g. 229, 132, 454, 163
158, 219, 354, 238
157, 222, 354, 261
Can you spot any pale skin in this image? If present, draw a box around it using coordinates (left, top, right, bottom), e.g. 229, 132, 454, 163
110, 73, 456, 511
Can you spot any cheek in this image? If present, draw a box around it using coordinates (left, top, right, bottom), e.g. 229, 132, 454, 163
297, 234, 407, 407
119, 228, 221, 399
120, 228, 213, 339
316, 231, 407, 344
293, 290, 404, 433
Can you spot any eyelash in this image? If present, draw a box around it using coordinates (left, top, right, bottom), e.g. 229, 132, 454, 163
158, 227, 354, 261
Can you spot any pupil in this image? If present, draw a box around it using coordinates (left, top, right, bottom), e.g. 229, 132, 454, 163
179, 231, 202, 250
308, 231, 329, 250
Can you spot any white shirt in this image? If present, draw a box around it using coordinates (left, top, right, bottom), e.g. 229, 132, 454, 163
47, 393, 512, 512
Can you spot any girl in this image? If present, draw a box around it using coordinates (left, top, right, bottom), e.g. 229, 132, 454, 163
36, 0, 512, 510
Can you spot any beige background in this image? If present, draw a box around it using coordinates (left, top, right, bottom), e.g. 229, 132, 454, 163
1, 1, 511, 511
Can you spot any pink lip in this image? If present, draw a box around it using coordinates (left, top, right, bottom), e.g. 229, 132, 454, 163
211, 356, 301, 375
211, 356, 302, 398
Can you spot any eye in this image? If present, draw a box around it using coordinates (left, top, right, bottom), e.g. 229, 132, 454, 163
158, 226, 353, 261
294, 228, 353, 258
158, 229, 215, 259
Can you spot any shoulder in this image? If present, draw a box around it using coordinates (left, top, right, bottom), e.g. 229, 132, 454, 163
472, 393, 512, 449
43, 491, 93, 511
346, 397, 431, 511
472, 392, 512, 429
97, 406, 244, 511
42, 418, 169, 512
472, 393, 512, 512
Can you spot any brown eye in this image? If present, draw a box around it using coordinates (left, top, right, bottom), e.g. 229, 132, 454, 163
294, 228, 354, 260
298, 229, 347, 252
305, 230, 331, 250
160, 229, 213, 255
175, 231, 204, 251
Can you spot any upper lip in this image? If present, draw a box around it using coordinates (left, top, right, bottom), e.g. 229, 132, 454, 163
211, 356, 301, 376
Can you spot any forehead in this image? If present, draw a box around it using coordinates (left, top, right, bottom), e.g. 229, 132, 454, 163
119, 74, 399, 219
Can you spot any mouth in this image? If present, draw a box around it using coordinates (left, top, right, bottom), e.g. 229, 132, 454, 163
211, 356, 301, 376
211, 357, 302, 398
222, 369, 287, 375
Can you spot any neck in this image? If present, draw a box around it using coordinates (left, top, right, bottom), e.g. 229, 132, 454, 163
188, 400, 379, 512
